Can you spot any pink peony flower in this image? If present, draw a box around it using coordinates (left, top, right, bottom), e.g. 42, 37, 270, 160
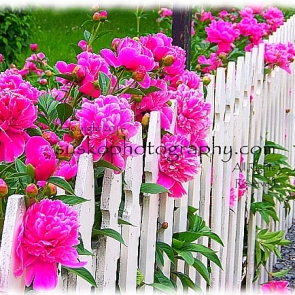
14, 199, 86, 291
0, 69, 40, 103
78, 40, 92, 52
133, 78, 172, 130
101, 37, 154, 88
200, 11, 214, 22
0, 92, 37, 163
76, 95, 140, 171
198, 52, 223, 74
263, 7, 284, 33
205, 19, 240, 53
262, 280, 290, 294
0, 178, 8, 198
0, 53, 3, 64
30, 43, 38, 52
19, 52, 47, 77
167, 69, 201, 90
229, 187, 236, 208
54, 155, 78, 180
238, 172, 247, 198
25, 136, 58, 181
157, 134, 200, 198
158, 8, 173, 18
173, 84, 211, 139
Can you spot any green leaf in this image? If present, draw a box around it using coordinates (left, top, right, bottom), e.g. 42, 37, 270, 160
71, 43, 83, 55
140, 183, 170, 194
272, 268, 290, 277
136, 269, 144, 286
26, 127, 42, 137
172, 238, 186, 249
56, 103, 73, 126
76, 235, 93, 256
255, 241, 261, 266
264, 154, 286, 163
156, 242, 175, 265
47, 176, 75, 195
120, 88, 145, 96
173, 232, 200, 243
95, 160, 122, 173
154, 269, 175, 290
139, 86, 161, 95
92, 228, 126, 246
62, 266, 97, 287
155, 246, 164, 266
175, 250, 194, 265
172, 272, 202, 292
52, 195, 89, 205
193, 259, 211, 285
83, 30, 91, 42
202, 232, 224, 247
118, 219, 135, 226
55, 73, 74, 81
149, 283, 177, 295
98, 72, 110, 96
265, 141, 288, 152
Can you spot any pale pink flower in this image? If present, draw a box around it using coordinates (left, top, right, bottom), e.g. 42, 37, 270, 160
25, 136, 58, 181
76, 95, 140, 171
206, 19, 240, 53
14, 199, 86, 291
157, 134, 200, 198
262, 280, 290, 294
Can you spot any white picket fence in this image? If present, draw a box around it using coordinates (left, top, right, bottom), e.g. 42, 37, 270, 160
1, 14, 295, 295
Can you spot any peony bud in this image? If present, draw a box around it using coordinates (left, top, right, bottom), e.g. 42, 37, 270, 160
39, 78, 47, 85
0, 53, 3, 64
30, 43, 38, 52
92, 3, 99, 11
161, 222, 168, 229
132, 65, 146, 82
44, 183, 57, 196
43, 131, 59, 145
93, 12, 101, 21
117, 128, 128, 139
132, 94, 143, 103
286, 108, 291, 114
162, 54, 175, 66
202, 76, 211, 86
141, 113, 150, 127
69, 122, 84, 141
45, 70, 53, 77
25, 183, 39, 198
218, 52, 227, 60
0, 179, 8, 198
55, 141, 74, 161
72, 65, 86, 82
100, 10, 108, 21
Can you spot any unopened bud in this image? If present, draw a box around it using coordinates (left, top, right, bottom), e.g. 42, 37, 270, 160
93, 80, 100, 89
43, 131, 59, 145
100, 10, 108, 21
141, 113, 150, 127
55, 141, 74, 161
69, 122, 84, 141
93, 12, 101, 21
161, 222, 168, 229
72, 65, 86, 82
30, 43, 38, 52
0, 179, 8, 198
117, 128, 128, 139
132, 65, 146, 82
44, 183, 57, 196
286, 108, 291, 114
39, 78, 47, 85
26, 183, 38, 198
162, 54, 175, 66
202, 76, 211, 86
132, 94, 143, 103
45, 70, 53, 77
167, 100, 172, 106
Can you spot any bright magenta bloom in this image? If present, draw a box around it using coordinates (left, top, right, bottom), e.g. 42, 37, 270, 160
262, 280, 290, 294
157, 134, 200, 198
158, 7, 172, 18
25, 136, 58, 181
198, 53, 223, 74
0, 92, 37, 163
19, 52, 47, 77
263, 7, 284, 33
229, 187, 236, 208
54, 155, 78, 180
101, 37, 154, 88
76, 95, 140, 171
0, 69, 40, 103
14, 199, 86, 291
206, 19, 240, 53
167, 69, 201, 90
173, 84, 211, 139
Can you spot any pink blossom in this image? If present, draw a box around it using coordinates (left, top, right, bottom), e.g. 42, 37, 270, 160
42, 131, 59, 145
173, 84, 211, 139
25, 136, 58, 181
238, 18, 264, 46
101, 37, 154, 88
229, 187, 236, 208
239, 7, 254, 18
200, 11, 214, 22
14, 199, 86, 291
219, 10, 229, 19
0, 69, 40, 103
263, 7, 284, 33
206, 19, 240, 53
19, 52, 47, 77
133, 78, 172, 130
157, 134, 200, 198
262, 280, 290, 294
167, 69, 201, 90
30, 43, 38, 52
78, 40, 92, 52
0, 53, 3, 64
198, 52, 223, 73
77, 51, 115, 96
191, 21, 195, 36
76, 95, 140, 171
54, 155, 78, 180
0, 178, 8, 198
55, 61, 78, 84
0, 92, 37, 163
158, 8, 173, 18
238, 173, 247, 198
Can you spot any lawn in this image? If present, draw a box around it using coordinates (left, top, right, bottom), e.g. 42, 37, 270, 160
18, 7, 159, 66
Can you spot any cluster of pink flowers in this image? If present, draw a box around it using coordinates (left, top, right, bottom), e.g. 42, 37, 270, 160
261, 280, 291, 294
264, 42, 295, 74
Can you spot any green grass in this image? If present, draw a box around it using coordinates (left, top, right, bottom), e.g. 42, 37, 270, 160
18, 7, 159, 66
